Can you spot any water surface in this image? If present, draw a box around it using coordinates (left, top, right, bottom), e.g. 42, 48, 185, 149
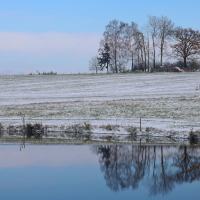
1, 144, 200, 200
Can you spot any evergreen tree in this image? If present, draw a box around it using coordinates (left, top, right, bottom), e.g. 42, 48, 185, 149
98, 43, 111, 73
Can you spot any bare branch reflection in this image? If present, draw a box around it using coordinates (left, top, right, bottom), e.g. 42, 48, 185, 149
91, 145, 200, 195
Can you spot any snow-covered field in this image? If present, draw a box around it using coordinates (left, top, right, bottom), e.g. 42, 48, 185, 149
0, 73, 200, 133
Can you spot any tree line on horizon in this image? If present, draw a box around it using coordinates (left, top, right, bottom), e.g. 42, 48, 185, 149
89, 16, 200, 73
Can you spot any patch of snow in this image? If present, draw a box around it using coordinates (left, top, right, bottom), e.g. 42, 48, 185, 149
0, 73, 199, 133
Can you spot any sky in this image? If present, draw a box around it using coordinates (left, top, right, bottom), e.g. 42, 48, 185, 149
0, 0, 200, 75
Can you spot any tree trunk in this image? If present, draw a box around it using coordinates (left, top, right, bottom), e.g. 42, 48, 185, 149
107, 62, 108, 73
141, 47, 144, 71
131, 52, 134, 72
115, 50, 118, 73
137, 49, 140, 66
161, 45, 163, 67
184, 56, 187, 68
144, 46, 147, 72
160, 39, 164, 67
153, 38, 156, 71
142, 36, 147, 72
148, 37, 150, 72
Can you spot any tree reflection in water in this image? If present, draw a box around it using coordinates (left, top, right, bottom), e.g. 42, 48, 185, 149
91, 145, 200, 195
173, 146, 200, 184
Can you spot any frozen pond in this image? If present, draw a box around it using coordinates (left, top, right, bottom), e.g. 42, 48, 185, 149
1, 142, 200, 200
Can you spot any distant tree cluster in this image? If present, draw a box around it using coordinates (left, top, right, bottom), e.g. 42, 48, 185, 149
89, 16, 200, 73
29, 71, 57, 75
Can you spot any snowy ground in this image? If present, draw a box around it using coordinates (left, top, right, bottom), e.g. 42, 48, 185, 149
0, 72, 200, 137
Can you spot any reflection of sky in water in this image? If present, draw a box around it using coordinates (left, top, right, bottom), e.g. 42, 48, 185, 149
0, 145, 98, 168
0, 145, 200, 200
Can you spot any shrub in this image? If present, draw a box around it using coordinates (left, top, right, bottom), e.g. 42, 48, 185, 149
25, 123, 44, 138
189, 129, 199, 144
26, 124, 34, 137
65, 124, 84, 134
84, 122, 92, 131
84, 133, 92, 141
60, 133, 65, 138
146, 127, 150, 132
126, 126, 138, 135
0, 123, 4, 133
106, 124, 112, 131
7, 125, 16, 135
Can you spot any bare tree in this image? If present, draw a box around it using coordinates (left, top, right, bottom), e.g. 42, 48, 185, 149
142, 24, 151, 72
133, 31, 142, 70
172, 27, 200, 68
141, 32, 147, 71
146, 33, 150, 72
147, 16, 159, 71
96, 17, 200, 73
89, 56, 100, 74
157, 16, 174, 67
134, 30, 147, 71
103, 19, 126, 73
124, 22, 139, 71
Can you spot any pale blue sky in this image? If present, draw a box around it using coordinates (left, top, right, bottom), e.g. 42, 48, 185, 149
0, 0, 200, 74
